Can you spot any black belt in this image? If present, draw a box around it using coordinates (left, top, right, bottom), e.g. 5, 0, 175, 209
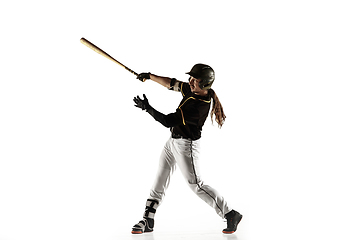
171, 132, 198, 141
171, 132, 185, 139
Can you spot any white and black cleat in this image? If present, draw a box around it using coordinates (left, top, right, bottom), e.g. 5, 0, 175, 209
131, 218, 154, 234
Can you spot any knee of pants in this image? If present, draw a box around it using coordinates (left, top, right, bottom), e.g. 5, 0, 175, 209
187, 179, 204, 194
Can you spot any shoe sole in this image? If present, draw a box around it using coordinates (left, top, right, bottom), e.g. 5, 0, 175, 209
131, 230, 153, 234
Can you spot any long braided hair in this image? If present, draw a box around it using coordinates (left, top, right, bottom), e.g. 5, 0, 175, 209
208, 88, 226, 128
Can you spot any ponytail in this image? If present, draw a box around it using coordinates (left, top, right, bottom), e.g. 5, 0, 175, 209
208, 89, 226, 128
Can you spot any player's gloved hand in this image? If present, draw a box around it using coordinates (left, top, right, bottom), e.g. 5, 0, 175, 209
133, 94, 151, 111
137, 72, 151, 82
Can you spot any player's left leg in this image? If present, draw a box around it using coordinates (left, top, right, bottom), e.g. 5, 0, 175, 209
222, 209, 243, 234
173, 138, 242, 233
173, 138, 231, 217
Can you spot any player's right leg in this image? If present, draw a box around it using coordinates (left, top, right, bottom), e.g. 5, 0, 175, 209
131, 199, 159, 234
131, 138, 176, 234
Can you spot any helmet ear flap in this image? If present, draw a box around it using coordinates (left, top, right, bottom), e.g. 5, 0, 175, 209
200, 81, 213, 90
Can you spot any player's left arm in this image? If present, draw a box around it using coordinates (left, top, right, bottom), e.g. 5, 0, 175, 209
137, 73, 184, 92
137, 73, 171, 88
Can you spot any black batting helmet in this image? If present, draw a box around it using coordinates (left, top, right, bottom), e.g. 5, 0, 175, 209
186, 63, 215, 90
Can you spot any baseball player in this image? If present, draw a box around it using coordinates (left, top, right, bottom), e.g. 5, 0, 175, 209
131, 64, 242, 234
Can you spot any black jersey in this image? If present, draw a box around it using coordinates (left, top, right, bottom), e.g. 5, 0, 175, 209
145, 80, 211, 140
170, 81, 211, 140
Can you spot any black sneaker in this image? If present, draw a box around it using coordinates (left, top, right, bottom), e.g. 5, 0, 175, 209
131, 217, 154, 234
222, 210, 242, 234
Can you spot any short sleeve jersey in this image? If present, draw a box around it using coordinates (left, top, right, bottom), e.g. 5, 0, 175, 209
170, 80, 211, 140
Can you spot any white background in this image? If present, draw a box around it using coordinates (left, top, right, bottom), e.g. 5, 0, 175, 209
1, 1, 359, 240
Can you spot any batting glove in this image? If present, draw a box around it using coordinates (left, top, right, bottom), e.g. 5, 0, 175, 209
137, 72, 151, 82
133, 94, 150, 111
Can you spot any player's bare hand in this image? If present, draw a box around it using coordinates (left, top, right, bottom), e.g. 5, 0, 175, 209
133, 94, 150, 111
137, 72, 151, 82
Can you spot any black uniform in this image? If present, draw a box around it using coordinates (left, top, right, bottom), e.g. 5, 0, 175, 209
132, 69, 241, 235
146, 79, 211, 140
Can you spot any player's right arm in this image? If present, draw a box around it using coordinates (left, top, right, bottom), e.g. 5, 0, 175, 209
133, 94, 183, 128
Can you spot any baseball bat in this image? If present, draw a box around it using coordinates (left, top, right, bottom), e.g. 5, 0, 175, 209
80, 37, 139, 77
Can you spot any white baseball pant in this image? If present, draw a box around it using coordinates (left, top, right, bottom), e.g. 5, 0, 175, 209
149, 137, 232, 218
